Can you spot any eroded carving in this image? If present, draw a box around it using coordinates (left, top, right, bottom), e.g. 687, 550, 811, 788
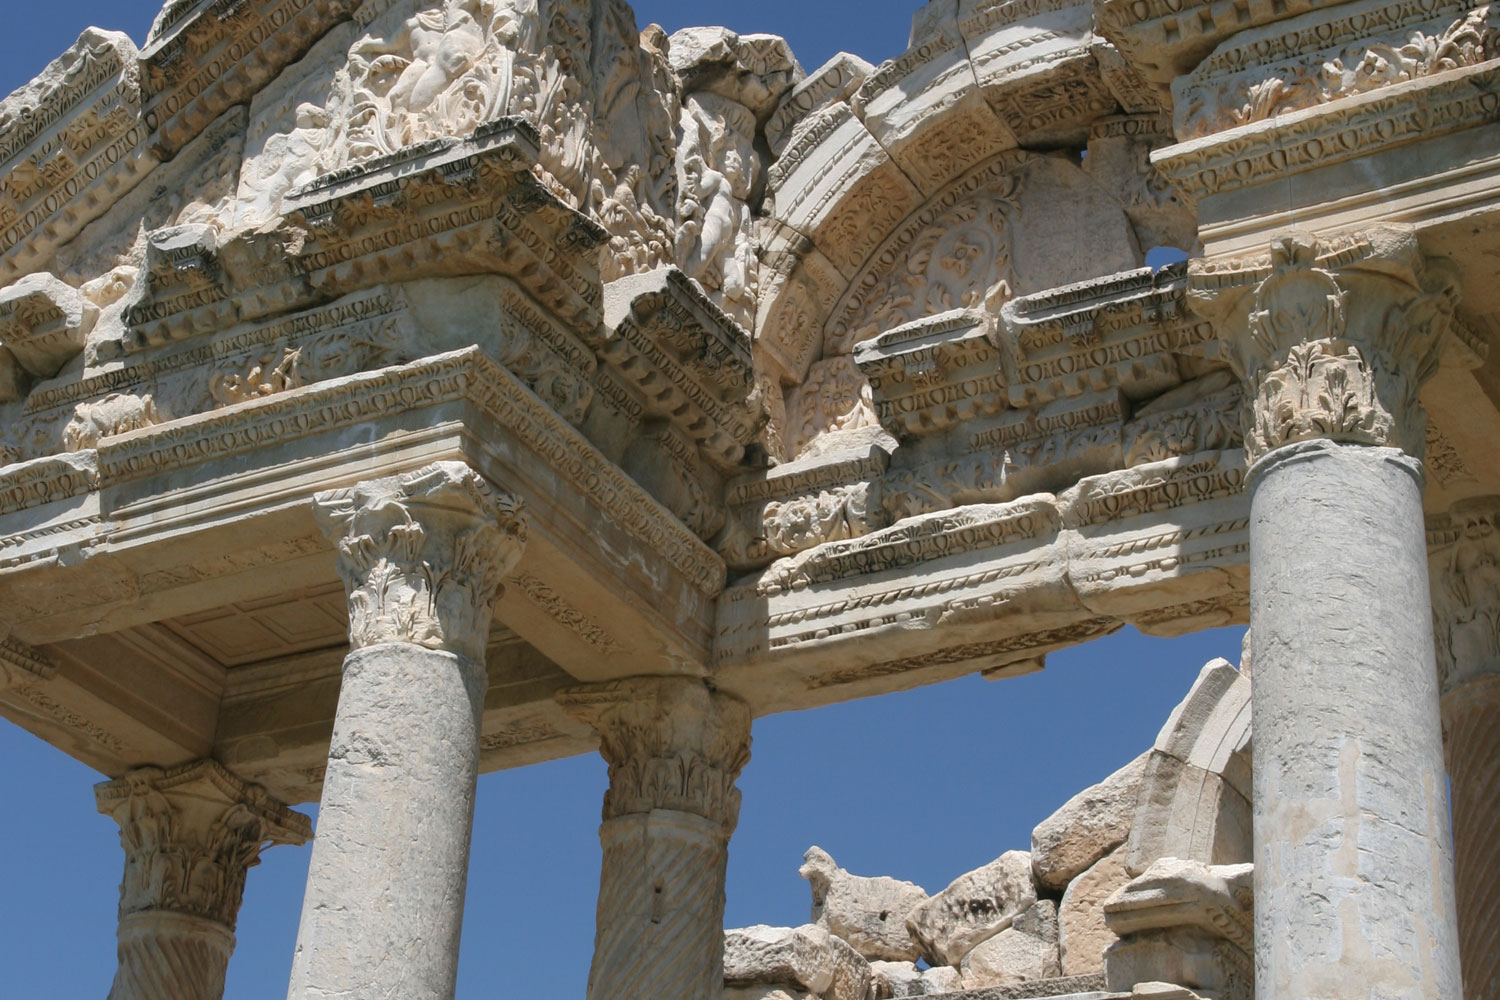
314, 461, 528, 660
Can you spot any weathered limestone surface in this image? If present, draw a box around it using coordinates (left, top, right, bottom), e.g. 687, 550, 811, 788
287, 463, 526, 1000
1059, 849, 1132, 977
96, 760, 310, 1000
1193, 230, 1463, 1000
723, 924, 871, 1000
560, 676, 751, 1000
1031, 753, 1146, 892
1103, 858, 1254, 1000
1428, 496, 1500, 1000
960, 899, 1062, 991
801, 846, 928, 963
906, 851, 1037, 968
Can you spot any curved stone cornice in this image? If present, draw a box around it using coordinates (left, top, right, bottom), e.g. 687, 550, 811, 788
1188, 226, 1461, 464
556, 676, 751, 833
314, 461, 528, 661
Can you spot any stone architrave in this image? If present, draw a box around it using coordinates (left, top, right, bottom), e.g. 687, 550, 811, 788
286, 462, 527, 1000
1189, 227, 1464, 1000
1429, 496, 1500, 1000
95, 761, 311, 1000
558, 676, 752, 1000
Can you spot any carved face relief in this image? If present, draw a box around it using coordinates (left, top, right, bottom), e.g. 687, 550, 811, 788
827, 165, 1020, 353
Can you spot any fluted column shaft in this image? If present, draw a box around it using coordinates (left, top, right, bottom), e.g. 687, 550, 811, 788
286, 462, 526, 1000
1191, 227, 1463, 1000
559, 676, 752, 1000
1430, 498, 1500, 999
96, 760, 310, 1000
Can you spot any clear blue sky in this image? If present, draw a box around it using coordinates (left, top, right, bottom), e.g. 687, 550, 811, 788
0, 3, 1242, 997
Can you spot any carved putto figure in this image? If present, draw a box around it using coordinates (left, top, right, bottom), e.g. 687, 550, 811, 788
340, 0, 541, 165
675, 94, 760, 329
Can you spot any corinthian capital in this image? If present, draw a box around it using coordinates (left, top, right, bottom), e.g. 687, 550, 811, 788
1430, 497, 1500, 698
314, 461, 528, 661
557, 676, 752, 833
95, 760, 311, 930
1189, 227, 1461, 464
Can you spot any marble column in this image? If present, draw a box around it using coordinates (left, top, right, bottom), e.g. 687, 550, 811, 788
1430, 496, 1500, 1000
96, 760, 311, 1000
286, 462, 526, 1000
1190, 227, 1464, 1000
558, 676, 752, 1000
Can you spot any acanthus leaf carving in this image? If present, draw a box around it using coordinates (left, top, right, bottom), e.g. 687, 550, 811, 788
1190, 228, 1460, 463
314, 461, 528, 661
556, 675, 752, 833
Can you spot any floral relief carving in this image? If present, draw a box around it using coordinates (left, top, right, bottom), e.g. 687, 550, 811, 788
783, 356, 881, 459
556, 676, 752, 833
763, 483, 874, 556
1191, 229, 1460, 463
314, 461, 528, 660
1178, 4, 1500, 139
95, 760, 310, 929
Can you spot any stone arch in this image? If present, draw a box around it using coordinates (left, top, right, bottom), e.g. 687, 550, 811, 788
752, 0, 1192, 461
1123, 656, 1254, 875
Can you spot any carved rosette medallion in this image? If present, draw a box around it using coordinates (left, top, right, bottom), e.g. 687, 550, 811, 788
1189, 227, 1461, 465
557, 676, 752, 835
314, 461, 528, 662
1431, 496, 1500, 699
95, 760, 311, 929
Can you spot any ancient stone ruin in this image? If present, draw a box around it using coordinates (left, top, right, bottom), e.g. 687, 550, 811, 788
0, 0, 1496, 997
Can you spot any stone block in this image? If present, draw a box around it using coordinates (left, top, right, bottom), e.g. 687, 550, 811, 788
1059, 848, 1132, 977
906, 850, 1037, 967
724, 924, 872, 1000
960, 899, 1062, 990
1031, 752, 1147, 891
0, 273, 94, 378
801, 846, 928, 962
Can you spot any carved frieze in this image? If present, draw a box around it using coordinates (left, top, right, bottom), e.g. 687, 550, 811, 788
719, 435, 890, 572
140, 0, 363, 159
601, 267, 764, 470
1154, 62, 1500, 202
0, 636, 56, 690
1189, 227, 1461, 462
0, 273, 95, 379
314, 461, 527, 660
855, 310, 1008, 440
766, 53, 874, 156
1173, 0, 1500, 141
556, 676, 752, 832
1000, 265, 1207, 408
95, 760, 311, 928
0, 29, 155, 286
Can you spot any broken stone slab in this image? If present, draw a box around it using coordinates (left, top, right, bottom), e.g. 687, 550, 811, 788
960, 899, 1062, 990
1059, 848, 1132, 977
724, 924, 872, 1000
905, 850, 1037, 967
1031, 752, 1148, 892
1102, 859, 1254, 1000
801, 846, 928, 962
0, 273, 95, 378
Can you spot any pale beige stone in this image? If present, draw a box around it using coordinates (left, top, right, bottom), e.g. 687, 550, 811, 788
801, 846, 927, 963
905, 850, 1037, 967
723, 925, 871, 1000
1031, 753, 1148, 892
1059, 848, 1132, 977
959, 899, 1061, 990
